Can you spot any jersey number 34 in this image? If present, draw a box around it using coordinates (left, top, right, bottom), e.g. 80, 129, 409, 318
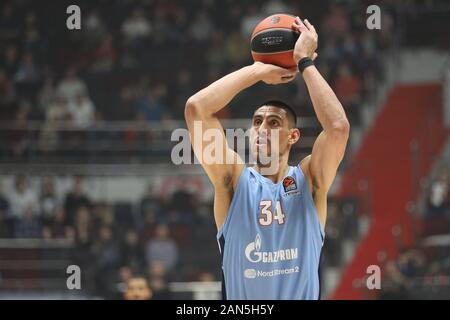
258, 200, 286, 226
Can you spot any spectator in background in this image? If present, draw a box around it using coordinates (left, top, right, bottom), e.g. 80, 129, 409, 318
136, 85, 169, 122
145, 224, 178, 272
170, 69, 193, 118
121, 8, 151, 45
224, 31, 249, 65
22, 12, 41, 54
140, 206, 157, 246
41, 225, 52, 240
189, 11, 213, 43
114, 265, 133, 299
359, 31, 381, 91
92, 202, 114, 228
0, 182, 12, 237
45, 205, 67, 238
38, 95, 69, 152
424, 261, 447, 288
1, 45, 19, 76
241, 6, 263, 37
57, 68, 87, 104
124, 276, 153, 300
90, 34, 117, 74
263, 0, 289, 16
380, 246, 435, 300
149, 6, 169, 46
195, 272, 220, 300
341, 33, 359, 58
8, 101, 32, 157
67, 92, 95, 129
111, 86, 137, 121
8, 176, 39, 219
140, 184, 162, 222
83, 9, 106, 43
320, 37, 339, 65
207, 32, 226, 69
0, 3, 20, 42
14, 53, 39, 83
40, 177, 60, 222
64, 176, 91, 225
0, 68, 16, 117
166, 7, 186, 44
169, 178, 198, 223
321, 4, 350, 39
380, 260, 410, 299
333, 63, 361, 124
427, 168, 449, 217
74, 206, 93, 246
334, 63, 361, 105
14, 52, 40, 99
92, 225, 121, 298
148, 261, 171, 300
43, 95, 68, 123
323, 202, 342, 267
397, 249, 426, 279
120, 229, 145, 272
38, 75, 57, 113
14, 204, 42, 238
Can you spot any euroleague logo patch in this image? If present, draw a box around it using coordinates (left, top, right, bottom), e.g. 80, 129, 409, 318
283, 176, 297, 193
270, 16, 280, 24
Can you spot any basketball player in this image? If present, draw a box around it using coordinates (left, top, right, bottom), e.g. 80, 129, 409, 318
184, 17, 349, 299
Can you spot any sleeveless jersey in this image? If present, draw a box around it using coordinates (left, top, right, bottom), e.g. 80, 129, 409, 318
217, 165, 324, 300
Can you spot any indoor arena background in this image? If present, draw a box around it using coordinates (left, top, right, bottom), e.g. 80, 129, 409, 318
0, 0, 449, 299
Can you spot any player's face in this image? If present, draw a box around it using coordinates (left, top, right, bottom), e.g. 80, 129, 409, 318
250, 106, 293, 159
124, 278, 152, 300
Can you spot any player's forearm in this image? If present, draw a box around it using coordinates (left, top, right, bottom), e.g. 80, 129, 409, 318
302, 66, 350, 133
185, 65, 260, 117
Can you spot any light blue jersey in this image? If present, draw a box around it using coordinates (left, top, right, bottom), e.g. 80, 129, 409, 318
217, 165, 325, 300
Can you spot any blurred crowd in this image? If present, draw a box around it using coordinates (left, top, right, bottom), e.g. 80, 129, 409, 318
379, 246, 450, 299
378, 166, 450, 299
0, 0, 399, 160
0, 175, 220, 299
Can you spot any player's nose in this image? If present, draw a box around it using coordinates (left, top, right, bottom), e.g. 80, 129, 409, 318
257, 126, 270, 140
259, 118, 270, 132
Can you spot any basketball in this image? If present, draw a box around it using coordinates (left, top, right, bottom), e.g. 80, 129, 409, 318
251, 14, 300, 68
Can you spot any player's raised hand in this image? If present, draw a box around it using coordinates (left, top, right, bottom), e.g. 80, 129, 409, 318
253, 61, 298, 85
292, 17, 318, 64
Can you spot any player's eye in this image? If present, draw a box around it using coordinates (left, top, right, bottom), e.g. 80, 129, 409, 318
254, 119, 262, 125
271, 120, 279, 127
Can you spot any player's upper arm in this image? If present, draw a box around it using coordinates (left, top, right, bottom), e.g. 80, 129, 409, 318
184, 98, 245, 190
305, 119, 350, 193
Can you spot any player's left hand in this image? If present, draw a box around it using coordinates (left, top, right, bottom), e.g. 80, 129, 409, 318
292, 17, 318, 64
252, 61, 298, 85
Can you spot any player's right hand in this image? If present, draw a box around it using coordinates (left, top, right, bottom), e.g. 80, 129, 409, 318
253, 61, 298, 85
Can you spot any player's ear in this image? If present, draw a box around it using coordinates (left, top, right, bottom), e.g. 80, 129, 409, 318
288, 128, 300, 145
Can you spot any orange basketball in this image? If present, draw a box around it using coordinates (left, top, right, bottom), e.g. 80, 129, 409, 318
251, 14, 299, 68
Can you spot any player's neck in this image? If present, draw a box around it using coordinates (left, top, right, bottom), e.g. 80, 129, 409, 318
253, 160, 290, 184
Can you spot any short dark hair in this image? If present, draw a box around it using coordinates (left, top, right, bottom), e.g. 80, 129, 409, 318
255, 100, 298, 128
